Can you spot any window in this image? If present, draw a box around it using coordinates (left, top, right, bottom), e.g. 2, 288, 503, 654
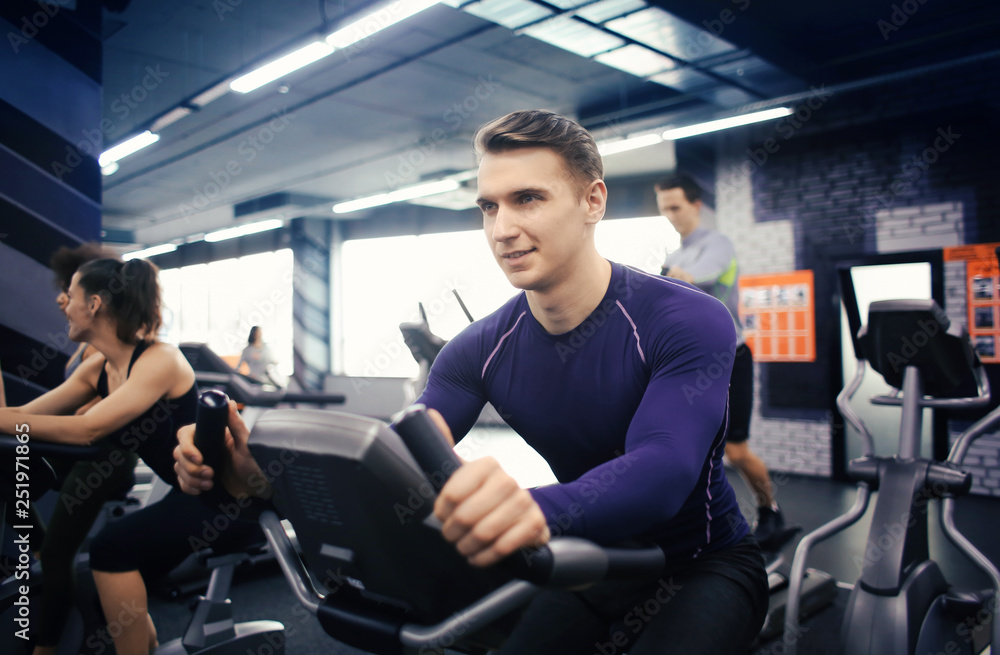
159, 249, 294, 378
339, 216, 678, 377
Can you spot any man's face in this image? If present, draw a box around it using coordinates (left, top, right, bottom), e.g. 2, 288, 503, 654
477, 147, 601, 292
656, 187, 702, 238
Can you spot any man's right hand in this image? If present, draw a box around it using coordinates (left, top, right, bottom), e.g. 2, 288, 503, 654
426, 409, 550, 568
174, 400, 272, 499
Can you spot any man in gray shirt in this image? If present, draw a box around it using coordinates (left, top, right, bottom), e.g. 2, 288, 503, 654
656, 173, 794, 552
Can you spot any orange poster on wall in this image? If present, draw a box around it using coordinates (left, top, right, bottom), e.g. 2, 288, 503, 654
738, 270, 815, 362
944, 242, 1000, 363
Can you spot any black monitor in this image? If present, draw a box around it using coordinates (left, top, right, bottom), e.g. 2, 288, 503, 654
247, 409, 511, 622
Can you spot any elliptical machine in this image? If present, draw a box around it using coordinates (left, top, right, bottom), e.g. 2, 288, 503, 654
783, 291, 1000, 654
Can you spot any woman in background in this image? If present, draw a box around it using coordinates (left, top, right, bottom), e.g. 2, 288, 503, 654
237, 325, 278, 384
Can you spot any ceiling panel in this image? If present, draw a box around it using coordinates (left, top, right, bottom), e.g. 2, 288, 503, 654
92, 0, 1000, 247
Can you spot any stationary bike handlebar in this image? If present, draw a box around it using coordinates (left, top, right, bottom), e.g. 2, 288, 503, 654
258, 405, 666, 652
392, 405, 666, 586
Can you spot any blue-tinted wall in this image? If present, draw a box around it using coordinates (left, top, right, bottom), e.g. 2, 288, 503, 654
0, 0, 103, 402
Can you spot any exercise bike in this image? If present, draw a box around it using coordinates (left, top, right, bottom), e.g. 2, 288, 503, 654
0, 437, 104, 654
0, 391, 285, 655
783, 295, 1000, 654
243, 405, 668, 654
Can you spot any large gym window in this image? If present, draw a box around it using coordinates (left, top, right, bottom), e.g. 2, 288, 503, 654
339, 216, 678, 377
159, 249, 294, 379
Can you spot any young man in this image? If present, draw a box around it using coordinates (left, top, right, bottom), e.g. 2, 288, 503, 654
175, 111, 768, 654
655, 173, 793, 551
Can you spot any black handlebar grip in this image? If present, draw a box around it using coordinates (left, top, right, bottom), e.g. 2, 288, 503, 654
392, 404, 462, 492
194, 389, 230, 480
393, 405, 556, 583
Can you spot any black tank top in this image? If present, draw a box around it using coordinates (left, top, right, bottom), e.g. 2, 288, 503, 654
97, 341, 198, 488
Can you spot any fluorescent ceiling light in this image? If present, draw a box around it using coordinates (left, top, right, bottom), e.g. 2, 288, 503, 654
204, 218, 285, 242
544, 0, 594, 8
445, 169, 478, 182
389, 179, 460, 202
598, 133, 663, 156
334, 193, 392, 214
649, 67, 715, 92
521, 16, 625, 57
594, 44, 675, 77
576, 0, 646, 24
407, 186, 480, 211
464, 0, 552, 30
123, 243, 177, 261
333, 179, 461, 214
327, 0, 441, 48
99, 131, 159, 167
101, 162, 119, 176
662, 107, 793, 140
230, 42, 334, 94
605, 7, 735, 61
190, 80, 233, 107
150, 106, 192, 132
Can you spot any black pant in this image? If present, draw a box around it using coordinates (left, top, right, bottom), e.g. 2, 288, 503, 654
36, 445, 138, 646
495, 534, 769, 655
89, 487, 262, 581
727, 344, 754, 444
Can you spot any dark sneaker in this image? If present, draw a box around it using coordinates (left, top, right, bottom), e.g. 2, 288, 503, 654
755, 506, 800, 552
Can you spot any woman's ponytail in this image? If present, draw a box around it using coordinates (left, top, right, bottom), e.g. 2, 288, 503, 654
77, 257, 162, 343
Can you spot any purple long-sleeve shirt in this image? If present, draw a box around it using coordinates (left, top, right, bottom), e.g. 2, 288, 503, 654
418, 261, 748, 559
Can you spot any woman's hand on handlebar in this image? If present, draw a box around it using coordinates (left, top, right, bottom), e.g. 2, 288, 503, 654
428, 409, 550, 567
174, 400, 272, 499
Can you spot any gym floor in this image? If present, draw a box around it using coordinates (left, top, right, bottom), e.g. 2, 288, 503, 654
143, 427, 1000, 654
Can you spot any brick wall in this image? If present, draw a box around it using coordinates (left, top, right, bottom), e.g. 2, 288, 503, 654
715, 131, 832, 477
707, 63, 1000, 493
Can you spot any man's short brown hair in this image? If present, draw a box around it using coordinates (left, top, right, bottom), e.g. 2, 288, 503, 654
474, 110, 603, 194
